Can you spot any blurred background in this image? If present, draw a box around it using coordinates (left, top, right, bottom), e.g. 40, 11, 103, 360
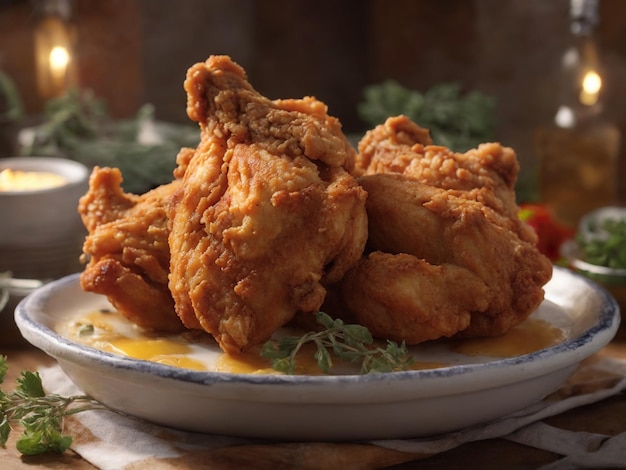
1, 0, 626, 205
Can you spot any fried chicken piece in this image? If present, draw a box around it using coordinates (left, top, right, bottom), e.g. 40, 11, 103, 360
79, 166, 183, 332
342, 172, 552, 343
353, 116, 548, 335
342, 251, 491, 344
168, 55, 368, 353
354, 115, 432, 175
356, 115, 530, 229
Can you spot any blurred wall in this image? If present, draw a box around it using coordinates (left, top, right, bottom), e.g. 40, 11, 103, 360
1, 0, 625, 200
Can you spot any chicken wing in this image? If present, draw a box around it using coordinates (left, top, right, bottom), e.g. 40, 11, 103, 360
168, 55, 368, 353
79, 166, 184, 332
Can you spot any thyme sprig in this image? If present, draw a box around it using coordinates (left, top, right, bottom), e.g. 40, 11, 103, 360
261, 312, 414, 374
0, 355, 109, 456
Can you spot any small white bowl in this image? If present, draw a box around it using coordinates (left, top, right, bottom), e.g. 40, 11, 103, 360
567, 206, 626, 314
578, 206, 626, 245
0, 157, 88, 283
14, 267, 620, 440
0, 157, 88, 246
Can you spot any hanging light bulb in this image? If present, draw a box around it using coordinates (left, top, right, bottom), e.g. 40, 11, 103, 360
34, 0, 76, 99
579, 69, 602, 105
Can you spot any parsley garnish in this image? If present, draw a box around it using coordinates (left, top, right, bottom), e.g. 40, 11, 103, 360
0, 355, 108, 455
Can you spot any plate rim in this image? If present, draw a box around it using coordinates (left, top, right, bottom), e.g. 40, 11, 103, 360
14, 266, 620, 397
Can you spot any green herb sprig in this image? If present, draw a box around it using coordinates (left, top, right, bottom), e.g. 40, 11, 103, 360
0, 355, 108, 456
261, 312, 414, 374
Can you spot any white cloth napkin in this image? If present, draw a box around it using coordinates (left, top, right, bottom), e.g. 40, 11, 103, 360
39, 355, 626, 469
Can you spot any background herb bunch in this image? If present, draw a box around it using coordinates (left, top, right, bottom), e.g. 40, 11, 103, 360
358, 80, 496, 152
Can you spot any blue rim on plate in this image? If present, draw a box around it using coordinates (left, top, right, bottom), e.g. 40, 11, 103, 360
14, 267, 620, 388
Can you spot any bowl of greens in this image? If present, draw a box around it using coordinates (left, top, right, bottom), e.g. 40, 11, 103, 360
563, 206, 626, 314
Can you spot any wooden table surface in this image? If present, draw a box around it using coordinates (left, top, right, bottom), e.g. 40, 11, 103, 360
2, 294, 626, 470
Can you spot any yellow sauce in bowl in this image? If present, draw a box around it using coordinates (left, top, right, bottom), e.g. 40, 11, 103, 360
0, 169, 66, 191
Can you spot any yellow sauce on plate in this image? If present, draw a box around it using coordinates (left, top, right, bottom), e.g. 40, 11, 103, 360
106, 338, 207, 371
64, 310, 565, 374
451, 318, 564, 357
215, 346, 311, 375
66, 310, 209, 371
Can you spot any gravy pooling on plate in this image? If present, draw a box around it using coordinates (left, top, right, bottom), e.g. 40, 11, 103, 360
61, 309, 565, 374
62, 310, 209, 371
452, 318, 564, 357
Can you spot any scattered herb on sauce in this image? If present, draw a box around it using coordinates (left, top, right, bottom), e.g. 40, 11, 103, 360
261, 312, 414, 374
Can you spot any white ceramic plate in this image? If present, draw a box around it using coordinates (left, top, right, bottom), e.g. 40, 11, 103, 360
15, 266, 620, 441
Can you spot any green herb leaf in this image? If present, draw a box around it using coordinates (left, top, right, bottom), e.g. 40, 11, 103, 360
16, 371, 46, 398
0, 415, 10, 446
261, 312, 414, 375
0, 355, 7, 385
78, 324, 95, 336
0, 355, 113, 455
577, 217, 626, 270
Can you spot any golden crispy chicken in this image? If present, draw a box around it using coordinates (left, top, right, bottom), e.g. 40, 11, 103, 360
356, 115, 529, 228
77, 59, 548, 355
344, 174, 552, 342
79, 166, 184, 332
168, 55, 368, 353
342, 250, 491, 344
340, 116, 552, 344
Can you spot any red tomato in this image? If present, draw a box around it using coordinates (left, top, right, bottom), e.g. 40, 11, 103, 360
519, 204, 574, 261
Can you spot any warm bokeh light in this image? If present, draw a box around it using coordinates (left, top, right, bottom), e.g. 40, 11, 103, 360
579, 70, 602, 105
34, 15, 75, 98
49, 46, 70, 73
583, 70, 602, 93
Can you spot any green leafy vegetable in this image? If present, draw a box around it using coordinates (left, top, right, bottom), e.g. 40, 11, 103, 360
577, 218, 626, 270
0, 355, 109, 456
261, 312, 414, 374
358, 80, 496, 152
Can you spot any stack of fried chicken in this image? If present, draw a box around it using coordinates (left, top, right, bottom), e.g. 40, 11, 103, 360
78, 55, 552, 354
